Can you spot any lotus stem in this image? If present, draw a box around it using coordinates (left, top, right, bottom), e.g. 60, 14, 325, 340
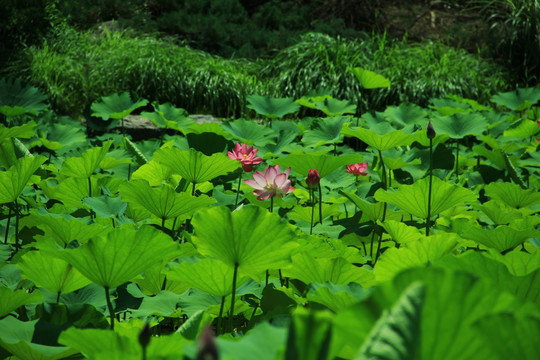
217, 296, 225, 335
234, 172, 242, 208
455, 141, 460, 180
318, 183, 323, 225
426, 137, 433, 236
310, 189, 315, 235
14, 199, 20, 249
88, 177, 94, 221
105, 286, 115, 330
4, 205, 11, 244
270, 197, 274, 213
192, 182, 196, 196
228, 263, 239, 333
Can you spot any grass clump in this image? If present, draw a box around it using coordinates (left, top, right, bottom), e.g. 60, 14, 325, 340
18, 27, 264, 118
262, 32, 510, 113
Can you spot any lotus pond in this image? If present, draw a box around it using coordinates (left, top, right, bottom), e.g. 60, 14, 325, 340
0, 79, 540, 360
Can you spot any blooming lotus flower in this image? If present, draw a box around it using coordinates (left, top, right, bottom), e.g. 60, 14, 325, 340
346, 163, 369, 177
244, 165, 295, 200
227, 143, 263, 172
306, 169, 320, 189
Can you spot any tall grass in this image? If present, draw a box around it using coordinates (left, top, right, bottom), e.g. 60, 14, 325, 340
17, 27, 265, 117
262, 32, 510, 113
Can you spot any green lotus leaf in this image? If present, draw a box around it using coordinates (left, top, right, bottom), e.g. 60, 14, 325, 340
340, 190, 385, 222
119, 180, 216, 221
431, 112, 489, 139
53, 176, 100, 208
191, 205, 299, 275
0, 121, 37, 141
153, 147, 240, 184
288, 203, 341, 224
473, 145, 506, 170
260, 129, 299, 156
183, 122, 229, 138
82, 195, 128, 219
23, 211, 109, 246
307, 282, 368, 312
0, 317, 77, 360
357, 282, 425, 360
284, 308, 333, 360
493, 250, 540, 276
341, 123, 413, 151
167, 257, 250, 297
475, 313, 540, 360
37, 123, 86, 151
379, 219, 425, 244
0, 78, 48, 116
59, 140, 113, 178
383, 103, 428, 132
474, 200, 527, 225
276, 151, 364, 178
374, 234, 458, 283
130, 290, 183, 318
349, 67, 390, 89
123, 137, 148, 166
221, 118, 277, 147
436, 251, 540, 306
52, 225, 182, 289
296, 96, 356, 116
302, 117, 348, 148
141, 102, 193, 130
0, 286, 43, 318
374, 176, 477, 219
91, 92, 148, 120
381, 267, 519, 360
460, 222, 540, 252
491, 87, 540, 111
131, 160, 173, 186
247, 95, 300, 118
504, 119, 540, 139
218, 322, 287, 360
485, 182, 540, 209
283, 252, 373, 286
17, 251, 91, 295
0, 155, 47, 203
176, 309, 213, 341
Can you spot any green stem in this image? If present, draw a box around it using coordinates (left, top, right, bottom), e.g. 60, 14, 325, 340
4, 205, 11, 244
161, 217, 166, 229
318, 183, 323, 225
426, 138, 433, 236
333, 143, 337, 156
374, 203, 387, 265
234, 172, 242, 208
105, 286, 115, 330
228, 263, 239, 333
455, 141, 460, 180
127, 163, 131, 181
88, 177, 94, 221
369, 230, 376, 260
14, 199, 19, 249
217, 296, 225, 335
310, 189, 315, 235
378, 150, 387, 190
270, 197, 274, 213
191, 182, 196, 196
56, 291, 61, 304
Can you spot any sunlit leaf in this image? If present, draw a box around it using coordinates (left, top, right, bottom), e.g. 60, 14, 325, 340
53, 225, 182, 288
191, 205, 298, 275
374, 234, 458, 283
119, 180, 216, 221
383, 103, 428, 132
17, 251, 91, 295
59, 140, 113, 178
283, 252, 373, 286
153, 147, 240, 184
0, 121, 37, 141
341, 123, 413, 151
349, 67, 390, 89
141, 102, 193, 130
491, 87, 540, 111
374, 177, 477, 219
379, 220, 424, 244
276, 151, 364, 178
485, 182, 540, 209
0, 78, 48, 116
131, 160, 173, 186
91, 92, 148, 120
302, 117, 348, 147
285, 308, 333, 360
218, 322, 287, 360
82, 195, 127, 219
221, 118, 277, 146
0, 286, 42, 318
247, 95, 300, 118
167, 257, 249, 297
460, 222, 539, 252
432, 113, 489, 139
0, 155, 46, 203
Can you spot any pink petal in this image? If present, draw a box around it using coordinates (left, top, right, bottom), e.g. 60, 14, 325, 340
274, 173, 288, 188
252, 171, 268, 186
244, 179, 264, 190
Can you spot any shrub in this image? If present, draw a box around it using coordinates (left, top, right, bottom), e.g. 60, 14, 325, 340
18, 28, 265, 117
262, 32, 510, 113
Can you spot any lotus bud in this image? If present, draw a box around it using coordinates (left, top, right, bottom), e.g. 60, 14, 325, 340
138, 322, 151, 349
427, 121, 436, 139
306, 169, 320, 189
196, 325, 218, 360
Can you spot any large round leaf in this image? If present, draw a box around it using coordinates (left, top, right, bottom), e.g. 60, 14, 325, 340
52, 225, 182, 289
191, 205, 298, 275
341, 123, 413, 151
276, 151, 364, 178
0, 155, 47, 203
59, 141, 113, 179
246, 95, 300, 118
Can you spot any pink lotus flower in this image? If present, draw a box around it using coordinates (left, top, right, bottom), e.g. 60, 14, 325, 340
244, 165, 295, 200
227, 143, 263, 172
306, 169, 320, 189
346, 163, 369, 176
